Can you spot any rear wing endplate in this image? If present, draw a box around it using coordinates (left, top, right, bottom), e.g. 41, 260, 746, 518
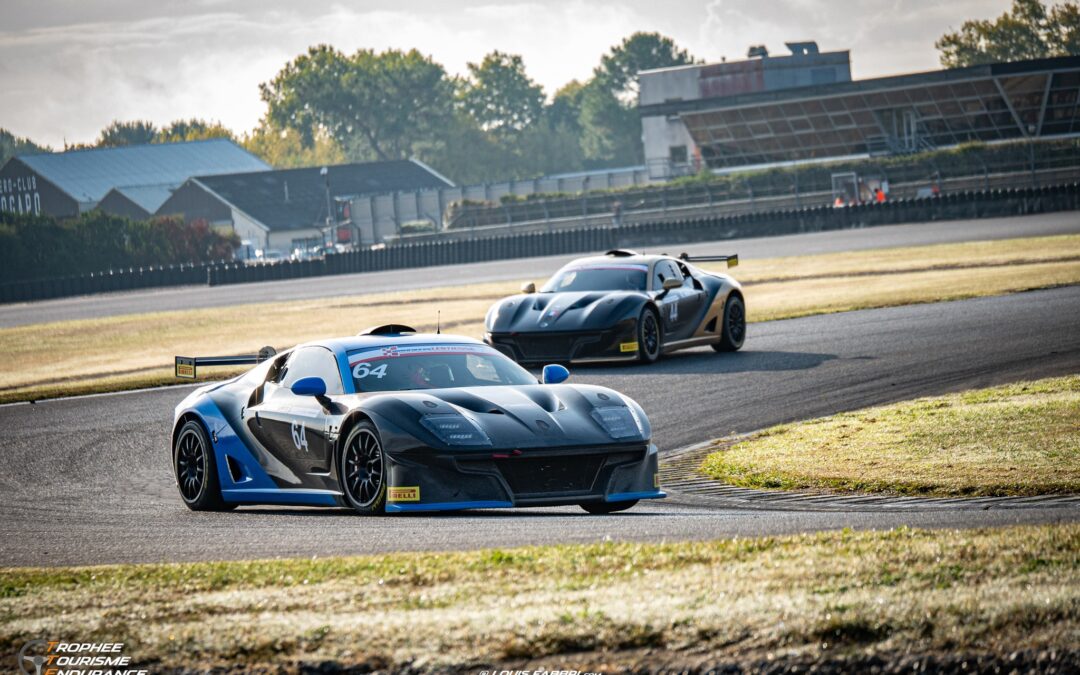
175, 346, 278, 379
678, 253, 738, 268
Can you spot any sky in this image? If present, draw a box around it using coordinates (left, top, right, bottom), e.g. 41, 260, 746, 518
0, 0, 1016, 148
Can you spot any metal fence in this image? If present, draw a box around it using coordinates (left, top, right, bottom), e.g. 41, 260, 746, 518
2, 182, 1075, 304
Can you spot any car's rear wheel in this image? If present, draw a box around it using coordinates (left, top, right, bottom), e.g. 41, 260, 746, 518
340, 421, 387, 515
174, 420, 232, 511
638, 307, 662, 363
580, 500, 639, 514
713, 294, 746, 352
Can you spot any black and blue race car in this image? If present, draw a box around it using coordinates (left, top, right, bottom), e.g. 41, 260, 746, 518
171, 326, 663, 515
484, 249, 745, 365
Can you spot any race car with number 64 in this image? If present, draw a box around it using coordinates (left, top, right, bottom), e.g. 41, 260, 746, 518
484, 249, 745, 364
170, 326, 664, 515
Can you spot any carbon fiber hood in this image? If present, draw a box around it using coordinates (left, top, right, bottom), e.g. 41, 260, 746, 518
344, 383, 651, 449
486, 291, 647, 333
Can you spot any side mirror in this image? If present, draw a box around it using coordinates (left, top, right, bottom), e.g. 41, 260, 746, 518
521, 282, 536, 294
541, 364, 570, 385
662, 277, 683, 291
291, 376, 327, 397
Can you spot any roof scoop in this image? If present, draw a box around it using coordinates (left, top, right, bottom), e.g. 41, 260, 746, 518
360, 324, 417, 336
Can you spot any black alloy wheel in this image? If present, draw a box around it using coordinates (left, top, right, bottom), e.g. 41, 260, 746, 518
638, 307, 662, 363
340, 421, 387, 514
713, 294, 746, 352
173, 420, 230, 511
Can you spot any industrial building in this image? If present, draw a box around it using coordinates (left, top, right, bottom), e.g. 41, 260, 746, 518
0, 139, 270, 218
639, 46, 1080, 176
156, 159, 453, 253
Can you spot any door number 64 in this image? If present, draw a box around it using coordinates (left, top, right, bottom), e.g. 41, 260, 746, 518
291, 421, 309, 452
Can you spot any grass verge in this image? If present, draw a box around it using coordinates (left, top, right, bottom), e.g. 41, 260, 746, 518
3, 234, 1080, 404
700, 375, 1080, 497
2, 525, 1078, 672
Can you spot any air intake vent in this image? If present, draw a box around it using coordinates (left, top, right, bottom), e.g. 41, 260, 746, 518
605, 249, 639, 257
360, 324, 417, 336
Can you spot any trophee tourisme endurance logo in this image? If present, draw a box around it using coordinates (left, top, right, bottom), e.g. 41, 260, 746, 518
17, 640, 148, 675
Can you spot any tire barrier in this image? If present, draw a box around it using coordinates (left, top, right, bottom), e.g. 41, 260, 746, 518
3, 182, 1078, 303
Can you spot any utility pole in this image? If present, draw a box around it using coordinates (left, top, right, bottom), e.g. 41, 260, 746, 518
321, 166, 333, 247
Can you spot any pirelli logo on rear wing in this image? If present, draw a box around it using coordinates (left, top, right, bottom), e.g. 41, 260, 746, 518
678, 253, 738, 268
174, 346, 278, 379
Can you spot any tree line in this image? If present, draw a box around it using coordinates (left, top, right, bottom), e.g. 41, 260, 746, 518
0, 212, 238, 283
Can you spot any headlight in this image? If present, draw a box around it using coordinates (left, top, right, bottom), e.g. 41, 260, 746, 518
590, 405, 644, 440
420, 414, 492, 447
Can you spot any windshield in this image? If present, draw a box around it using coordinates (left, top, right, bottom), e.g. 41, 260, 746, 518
346, 343, 537, 392
541, 264, 648, 292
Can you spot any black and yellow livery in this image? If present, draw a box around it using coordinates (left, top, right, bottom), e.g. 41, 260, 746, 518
484, 250, 745, 365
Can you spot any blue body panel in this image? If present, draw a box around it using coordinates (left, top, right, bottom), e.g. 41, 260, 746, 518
185, 395, 342, 507
606, 490, 667, 502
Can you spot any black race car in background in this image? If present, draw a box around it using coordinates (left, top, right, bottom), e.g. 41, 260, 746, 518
484, 249, 745, 364
171, 327, 663, 515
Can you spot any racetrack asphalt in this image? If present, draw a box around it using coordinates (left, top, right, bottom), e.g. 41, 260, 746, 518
1, 285, 1078, 567
1, 211, 1078, 329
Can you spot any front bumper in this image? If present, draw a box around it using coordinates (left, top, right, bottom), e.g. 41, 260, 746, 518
384, 442, 664, 513
486, 319, 638, 364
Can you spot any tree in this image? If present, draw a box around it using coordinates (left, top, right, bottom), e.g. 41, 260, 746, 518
460, 51, 545, 136
580, 32, 696, 167
0, 129, 50, 166
548, 81, 587, 132
597, 32, 696, 102
157, 119, 236, 144
242, 120, 346, 168
936, 0, 1080, 67
260, 45, 456, 162
96, 120, 158, 147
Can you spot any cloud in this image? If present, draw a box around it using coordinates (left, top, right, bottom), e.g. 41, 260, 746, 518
0, 0, 1020, 148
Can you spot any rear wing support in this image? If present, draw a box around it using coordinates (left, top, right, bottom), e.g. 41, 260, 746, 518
678, 253, 738, 268
175, 346, 278, 379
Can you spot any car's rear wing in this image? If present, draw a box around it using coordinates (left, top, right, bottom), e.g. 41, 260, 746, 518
678, 253, 738, 268
174, 346, 278, 379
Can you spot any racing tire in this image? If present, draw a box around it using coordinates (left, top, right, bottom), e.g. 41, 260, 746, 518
339, 420, 387, 515
173, 420, 232, 511
713, 294, 746, 352
580, 500, 639, 514
637, 306, 662, 364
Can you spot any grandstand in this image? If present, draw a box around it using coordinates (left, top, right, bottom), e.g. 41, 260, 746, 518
640, 49, 1080, 177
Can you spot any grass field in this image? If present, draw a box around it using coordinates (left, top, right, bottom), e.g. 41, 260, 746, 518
1, 525, 1076, 672
2, 234, 1079, 404
700, 375, 1080, 497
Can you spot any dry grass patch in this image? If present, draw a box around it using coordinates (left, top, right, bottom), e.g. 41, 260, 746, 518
1, 525, 1077, 671
701, 375, 1080, 497
2, 234, 1080, 403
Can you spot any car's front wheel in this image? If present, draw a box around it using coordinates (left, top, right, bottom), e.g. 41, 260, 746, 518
713, 294, 746, 352
339, 420, 387, 515
580, 500, 639, 514
173, 420, 232, 511
638, 307, 662, 363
